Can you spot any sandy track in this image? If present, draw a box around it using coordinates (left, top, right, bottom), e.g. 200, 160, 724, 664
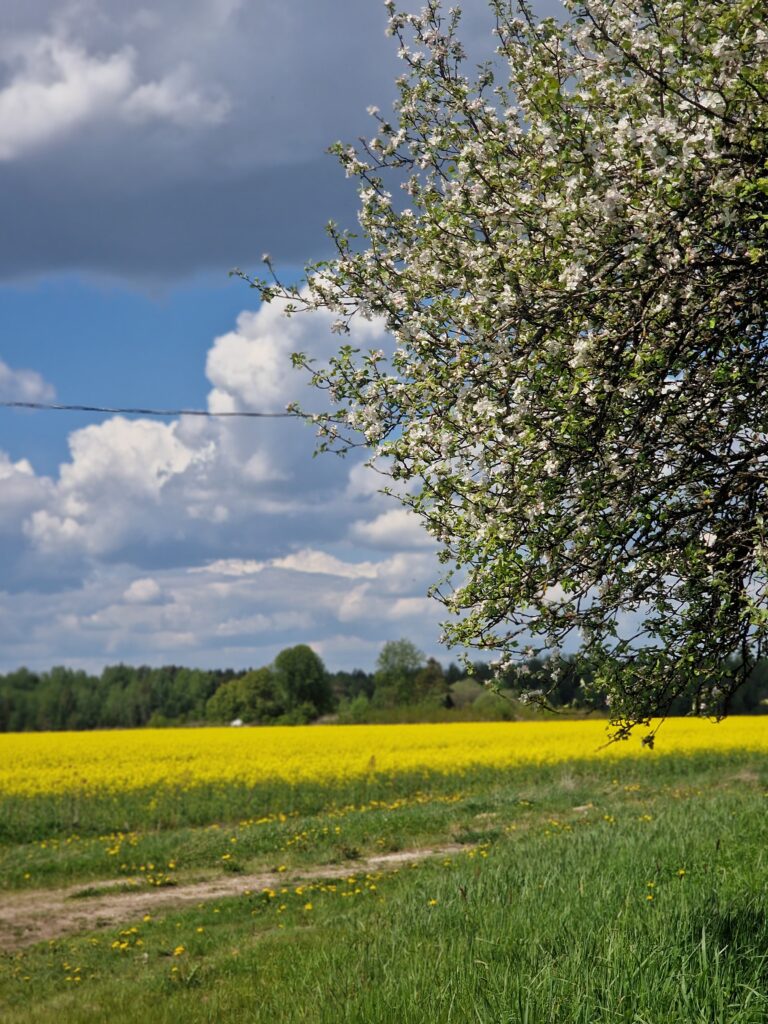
0, 844, 468, 950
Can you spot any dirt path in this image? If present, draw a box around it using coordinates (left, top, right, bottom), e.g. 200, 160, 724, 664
0, 844, 468, 951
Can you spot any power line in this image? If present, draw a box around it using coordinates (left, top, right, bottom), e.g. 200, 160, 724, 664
0, 400, 303, 419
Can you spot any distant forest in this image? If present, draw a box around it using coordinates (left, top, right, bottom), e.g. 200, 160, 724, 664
2, 639, 768, 732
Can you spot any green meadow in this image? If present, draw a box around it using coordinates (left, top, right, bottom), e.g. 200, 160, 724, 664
1, 748, 768, 1022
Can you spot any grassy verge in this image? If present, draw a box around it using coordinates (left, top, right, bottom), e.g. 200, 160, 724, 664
1, 753, 768, 1021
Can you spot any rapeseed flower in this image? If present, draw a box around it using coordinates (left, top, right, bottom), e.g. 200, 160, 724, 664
2, 719, 767, 798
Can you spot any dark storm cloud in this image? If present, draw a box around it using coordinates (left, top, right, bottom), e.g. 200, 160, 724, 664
0, 155, 356, 279
0, 0, 397, 280
1, 0, 563, 282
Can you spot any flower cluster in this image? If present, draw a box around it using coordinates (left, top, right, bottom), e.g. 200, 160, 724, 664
6, 719, 768, 801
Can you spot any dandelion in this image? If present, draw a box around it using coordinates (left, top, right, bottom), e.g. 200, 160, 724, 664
173, 945, 185, 956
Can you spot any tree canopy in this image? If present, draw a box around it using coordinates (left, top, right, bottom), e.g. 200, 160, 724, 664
245, 0, 768, 737
374, 637, 426, 704
273, 644, 333, 717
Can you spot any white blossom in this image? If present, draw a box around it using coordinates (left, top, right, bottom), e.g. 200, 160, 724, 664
248, 0, 768, 738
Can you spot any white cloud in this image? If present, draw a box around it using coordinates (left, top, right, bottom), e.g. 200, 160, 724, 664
0, 451, 53, 532
351, 507, 435, 550
0, 36, 134, 160
0, 546, 452, 674
123, 577, 161, 603
309, 633, 385, 666
0, 453, 34, 480
143, 630, 197, 650
192, 559, 266, 577
336, 584, 371, 623
195, 549, 436, 590
345, 461, 389, 501
386, 596, 437, 620
0, 356, 56, 402
122, 66, 230, 126
13, 296, 391, 561
0, 300, 461, 672
0, 30, 231, 161
24, 417, 206, 554
271, 549, 379, 580
205, 296, 386, 415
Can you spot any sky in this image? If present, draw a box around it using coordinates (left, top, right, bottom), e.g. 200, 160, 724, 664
0, 0, 560, 675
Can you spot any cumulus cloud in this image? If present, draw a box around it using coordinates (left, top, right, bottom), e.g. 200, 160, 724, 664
0, 359, 56, 542
123, 577, 162, 603
345, 462, 388, 501
0, 451, 54, 533
122, 66, 230, 126
192, 558, 266, 577
0, 29, 230, 162
271, 549, 379, 580
0, 355, 56, 402
351, 508, 435, 551
0, 298, 460, 671
213, 609, 312, 638
0, 35, 133, 161
11, 297, 388, 563
386, 596, 437, 620
205, 297, 386, 415
23, 417, 208, 554
0, 543, 449, 673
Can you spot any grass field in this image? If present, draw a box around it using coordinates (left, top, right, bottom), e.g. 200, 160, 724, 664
1, 719, 767, 1022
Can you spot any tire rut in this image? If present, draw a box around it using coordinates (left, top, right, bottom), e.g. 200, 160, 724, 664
0, 843, 469, 950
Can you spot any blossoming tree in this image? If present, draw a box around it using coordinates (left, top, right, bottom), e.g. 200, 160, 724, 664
242, 0, 768, 736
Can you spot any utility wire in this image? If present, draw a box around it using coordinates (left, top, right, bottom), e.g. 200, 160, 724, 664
0, 400, 303, 419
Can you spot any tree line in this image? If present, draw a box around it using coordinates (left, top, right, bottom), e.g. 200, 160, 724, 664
2, 639, 767, 732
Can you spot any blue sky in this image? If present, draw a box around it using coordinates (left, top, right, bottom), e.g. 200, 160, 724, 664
0, 0, 559, 675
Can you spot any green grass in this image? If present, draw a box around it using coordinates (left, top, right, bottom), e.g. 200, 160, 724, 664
1, 753, 762, 892
2, 754, 768, 1022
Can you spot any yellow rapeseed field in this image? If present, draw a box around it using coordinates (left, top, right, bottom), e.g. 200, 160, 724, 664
1, 718, 767, 798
